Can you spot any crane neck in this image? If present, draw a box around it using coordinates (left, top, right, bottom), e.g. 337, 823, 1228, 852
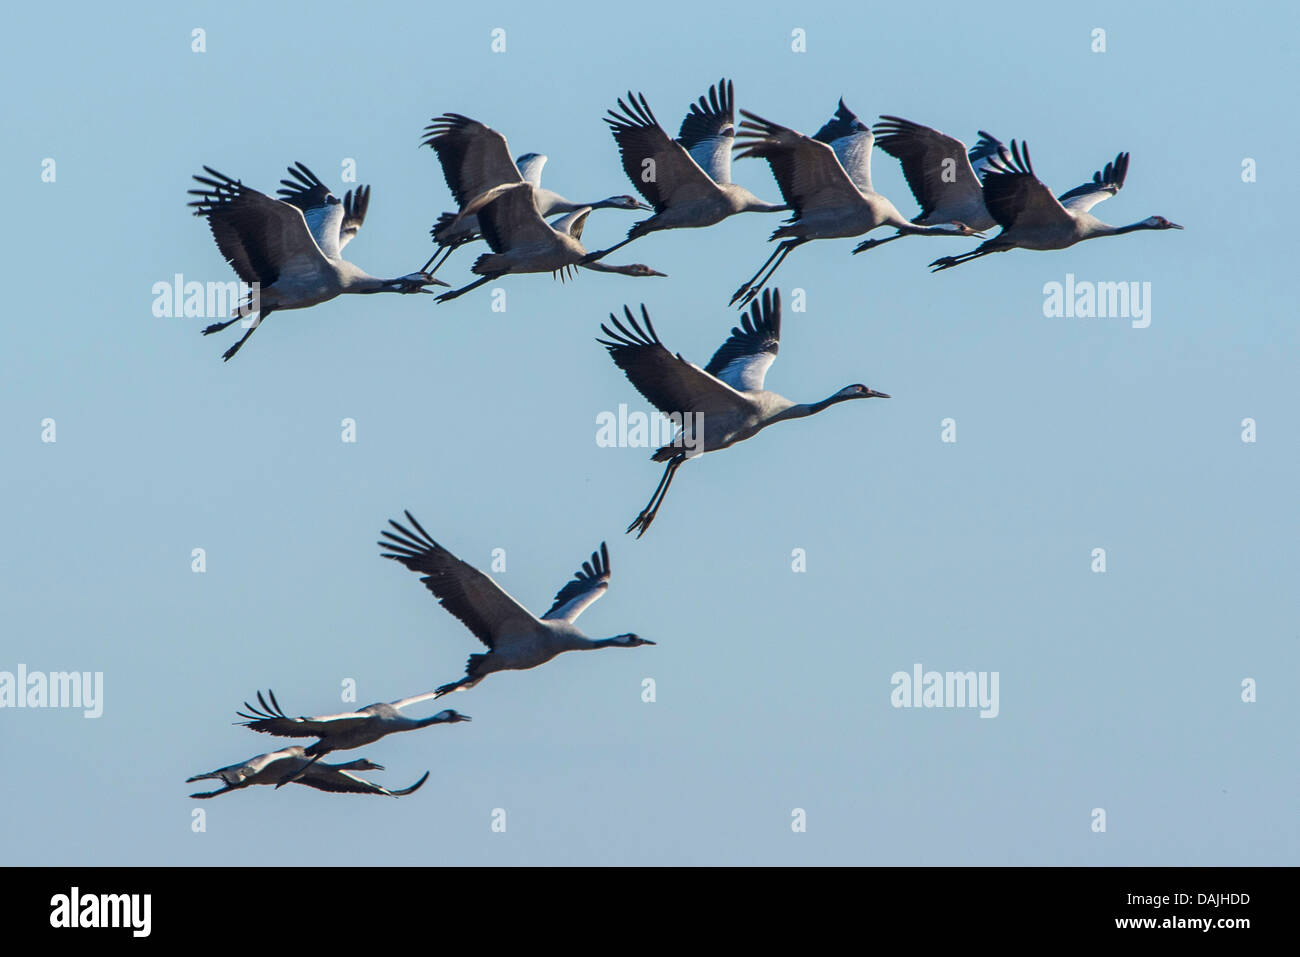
775, 392, 859, 421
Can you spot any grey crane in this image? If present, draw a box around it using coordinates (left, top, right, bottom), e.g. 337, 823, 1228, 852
728, 101, 984, 307
433, 182, 667, 302
598, 288, 890, 537
187, 746, 429, 798
852, 117, 1007, 254
235, 689, 469, 785
189, 163, 445, 361
588, 78, 787, 258
422, 115, 666, 302
378, 513, 653, 696
421, 149, 649, 275
930, 141, 1183, 271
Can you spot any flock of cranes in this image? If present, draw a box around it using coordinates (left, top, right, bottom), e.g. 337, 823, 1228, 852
186, 77, 1182, 799
189, 515, 650, 798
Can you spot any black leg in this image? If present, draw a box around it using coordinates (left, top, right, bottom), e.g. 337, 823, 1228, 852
730, 244, 785, 306
737, 240, 800, 308
219, 307, 275, 362
435, 274, 496, 303
853, 232, 904, 255
628, 455, 685, 538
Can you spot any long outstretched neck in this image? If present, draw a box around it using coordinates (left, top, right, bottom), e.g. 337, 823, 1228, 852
588, 636, 634, 648
774, 393, 858, 421
347, 272, 405, 294
581, 259, 644, 275
895, 219, 961, 237
1111, 221, 1158, 235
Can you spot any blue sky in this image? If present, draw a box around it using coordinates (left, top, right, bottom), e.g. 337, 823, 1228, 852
2, 0, 1296, 865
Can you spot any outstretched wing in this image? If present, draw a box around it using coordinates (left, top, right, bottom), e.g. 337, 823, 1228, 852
704, 288, 781, 392
299, 766, 430, 797
735, 112, 863, 217
542, 543, 611, 622
378, 511, 538, 649
189, 166, 331, 287
235, 689, 373, 738
275, 161, 344, 259
605, 92, 719, 213
598, 305, 753, 419
968, 130, 1008, 178
873, 116, 982, 220
338, 184, 370, 250
676, 78, 735, 185
979, 140, 1072, 230
1058, 152, 1129, 213
422, 113, 524, 214
549, 208, 591, 241
514, 152, 548, 187
812, 99, 874, 193
476, 183, 555, 252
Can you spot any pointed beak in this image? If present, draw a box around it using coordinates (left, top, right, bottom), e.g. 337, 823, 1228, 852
1169, 222, 1184, 230
642, 639, 657, 645
867, 389, 891, 399
635, 202, 653, 211
460, 714, 473, 721
969, 230, 986, 239
647, 268, 668, 278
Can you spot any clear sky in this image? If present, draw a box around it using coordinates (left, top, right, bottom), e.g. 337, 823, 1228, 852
2, 0, 1296, 865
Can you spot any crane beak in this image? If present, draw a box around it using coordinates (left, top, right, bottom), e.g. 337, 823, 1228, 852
866, 389, 891, 399
1169, 222, 1184, 229
635, 202, 653, 211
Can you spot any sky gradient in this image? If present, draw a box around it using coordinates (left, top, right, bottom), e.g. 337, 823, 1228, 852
2, 0, 1296, 865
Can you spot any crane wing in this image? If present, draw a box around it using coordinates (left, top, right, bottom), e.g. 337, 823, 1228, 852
235, 690, 373, 738
676, 78, 735, 185
338, 184, 370, 250
598, 305, 752, 419
378, 511, 538, 649
422, 113, 524, 214
736, 112, 863, 217
1058, 152, 1130, 213
968, 130, 1008, 179
812, 99, 874, 193
476, 183, 558, 252
873, 116, 982, 220
514, 152, 548, 188
542, 542, 611, 622
298, 766, 430, 797
605, 92, 720, 213
274, 161, 344, 259
549, 208, 592, 241
979, 140, 1073, 230
189, 166, 332, 287
704, 288, 781, 392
